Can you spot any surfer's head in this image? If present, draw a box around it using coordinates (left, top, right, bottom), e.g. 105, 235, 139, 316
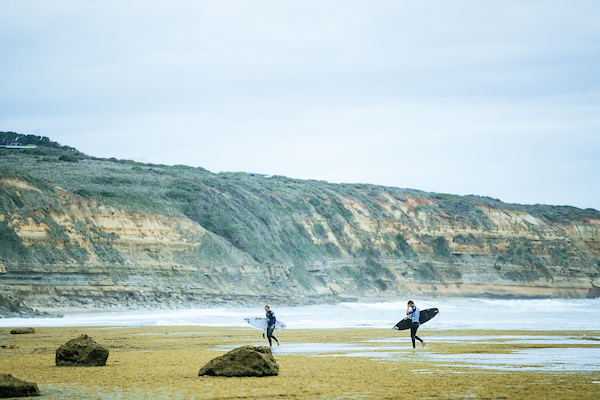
407, 301, 414, 306
265, 305, 270, 312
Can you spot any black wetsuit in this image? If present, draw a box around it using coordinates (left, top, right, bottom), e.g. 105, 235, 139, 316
266, 310, 278, 346
408, 306, 423, 347
410, 322, 423, 347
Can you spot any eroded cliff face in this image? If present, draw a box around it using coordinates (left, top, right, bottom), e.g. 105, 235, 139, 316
1, 169, 600, 310
0, 177, 299, 309
294, 191, 600, 300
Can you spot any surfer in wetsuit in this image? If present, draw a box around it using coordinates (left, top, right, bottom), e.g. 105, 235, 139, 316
407, 301, 426, 349
265, 305, 280, 348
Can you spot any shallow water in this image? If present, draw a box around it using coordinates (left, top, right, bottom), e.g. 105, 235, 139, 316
366, 335, 600, 344
424, 347, 600, 372
2, 298, 600, 331
210, 340, 600, 372
216, 342, 389, 354
211, 331, 600, 372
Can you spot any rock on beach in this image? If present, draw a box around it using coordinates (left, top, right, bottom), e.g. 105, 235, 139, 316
55, 334, 109, 367
198, 345, 279, 377
0, 374, 39, 398
10, 328, 35, 335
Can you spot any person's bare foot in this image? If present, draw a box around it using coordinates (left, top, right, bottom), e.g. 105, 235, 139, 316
277, 341, 280, 347
422, 342, 426, 348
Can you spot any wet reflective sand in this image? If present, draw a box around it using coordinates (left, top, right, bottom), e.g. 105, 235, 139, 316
1, 327, 599, 399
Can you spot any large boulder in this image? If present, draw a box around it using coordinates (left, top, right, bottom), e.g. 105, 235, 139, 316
0, 374, 39, 398
55, 335, 109, 366
198, 345, 279, 377
10, 328, 35, 335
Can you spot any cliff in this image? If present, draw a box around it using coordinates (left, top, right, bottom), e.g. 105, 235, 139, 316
1, 134, 599, 311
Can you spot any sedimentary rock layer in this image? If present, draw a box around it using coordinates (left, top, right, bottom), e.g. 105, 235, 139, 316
1, 154, 599, 309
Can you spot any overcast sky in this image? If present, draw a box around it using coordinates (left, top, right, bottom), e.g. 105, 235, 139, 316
1, 1, 599, 210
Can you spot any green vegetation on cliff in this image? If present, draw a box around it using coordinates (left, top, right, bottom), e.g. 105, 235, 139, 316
2, 132, 599, 263
1, 132, 599, 303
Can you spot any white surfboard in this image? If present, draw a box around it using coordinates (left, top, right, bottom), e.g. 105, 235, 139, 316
244, 317, 286, 330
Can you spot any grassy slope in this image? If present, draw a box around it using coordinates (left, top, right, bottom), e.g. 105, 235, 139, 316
1, 133, 599, 286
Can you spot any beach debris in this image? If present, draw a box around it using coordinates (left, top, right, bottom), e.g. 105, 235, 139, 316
10, 328, 35, 335
198, 345, 279, 377
0, 373, 40, 398
55, 334, 109, 366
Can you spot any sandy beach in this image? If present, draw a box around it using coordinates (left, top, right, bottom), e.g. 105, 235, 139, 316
1, 326, 599, 399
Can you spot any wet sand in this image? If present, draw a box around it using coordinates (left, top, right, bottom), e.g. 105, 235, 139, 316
1, 326, 599, 399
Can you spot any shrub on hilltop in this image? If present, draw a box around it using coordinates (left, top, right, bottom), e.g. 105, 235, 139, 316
0, 131, 77, 151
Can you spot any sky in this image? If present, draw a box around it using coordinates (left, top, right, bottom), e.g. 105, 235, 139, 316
1, 1, 599, 210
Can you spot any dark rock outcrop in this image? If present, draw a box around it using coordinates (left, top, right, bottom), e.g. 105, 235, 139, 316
586, 284, 600, 299
198, 345, 279, 377
10, 328, 35, 335
55, 334, 109, 366
0, 294, 52, 318
0, 374, 39, 398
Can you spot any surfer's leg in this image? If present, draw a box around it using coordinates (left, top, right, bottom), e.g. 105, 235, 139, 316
413, 322, 425, 347
270, 329, 279, 346
410, 322, 418, 348
414, 323, 423, 342
267, 327, 278, 347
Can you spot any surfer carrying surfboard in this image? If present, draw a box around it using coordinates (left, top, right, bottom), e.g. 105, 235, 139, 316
407, 301, 426, 349
264, 305, 280, 348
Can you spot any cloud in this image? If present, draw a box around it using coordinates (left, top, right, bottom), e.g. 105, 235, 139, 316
1, 1, 599, 210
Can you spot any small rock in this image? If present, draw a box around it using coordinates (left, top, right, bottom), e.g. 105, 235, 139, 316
10, 328, 36, 335
198, 345, 279, 377
55, 334, 109, 366
0, 373, 40, 398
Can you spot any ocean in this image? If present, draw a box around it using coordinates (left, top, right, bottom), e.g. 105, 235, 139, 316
2, 297, 600, 330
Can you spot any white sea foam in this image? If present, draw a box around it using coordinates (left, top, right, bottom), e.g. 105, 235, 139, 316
1, 298, 599, 330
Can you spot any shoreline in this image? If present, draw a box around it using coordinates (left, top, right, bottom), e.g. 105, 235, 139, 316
4, 298, 600, 333
19, 292, 599, 317
1, 326, 599, 399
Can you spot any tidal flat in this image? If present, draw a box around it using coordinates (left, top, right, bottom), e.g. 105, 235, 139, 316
1, 327, 599, 399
